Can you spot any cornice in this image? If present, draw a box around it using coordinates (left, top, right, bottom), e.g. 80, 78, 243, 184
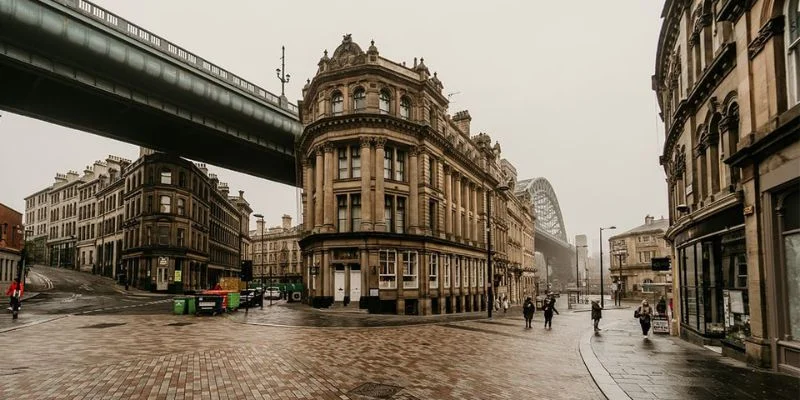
748, 16, 785, 60
716, 0, 753, 23
655, 0, 687, 92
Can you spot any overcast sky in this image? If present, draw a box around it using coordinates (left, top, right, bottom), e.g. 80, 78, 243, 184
0, 0, 667, 255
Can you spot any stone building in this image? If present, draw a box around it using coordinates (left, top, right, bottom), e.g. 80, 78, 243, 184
296, 35, 527, 315
607, 216, 670, 303
654, 1, 800, 373
0, 203, 23, 286
23, 188, 49, 264
250, 215, 302, 286
46, 170, 82, 269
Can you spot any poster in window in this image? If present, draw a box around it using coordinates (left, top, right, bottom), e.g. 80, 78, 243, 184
729, 290, 745, 314
723, 289, 732, 327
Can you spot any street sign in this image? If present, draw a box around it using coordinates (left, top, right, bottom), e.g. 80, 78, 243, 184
158, 256, 168, 266
651, 257, 671, 271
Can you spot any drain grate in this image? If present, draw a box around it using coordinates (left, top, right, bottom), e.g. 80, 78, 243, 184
349, 382, 403, 399
80, 322, 127, 329
167, 322, 194, 327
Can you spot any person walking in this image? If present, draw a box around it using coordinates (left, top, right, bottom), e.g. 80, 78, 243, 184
6, 278, 23, 319
635, 299, 653, 338
494, 296, 500, 312
656, 296, 667, 317
542, 297, 559, 329
502, 296, 509, 314
523, 297, 535, 328
591, 300, 603, 331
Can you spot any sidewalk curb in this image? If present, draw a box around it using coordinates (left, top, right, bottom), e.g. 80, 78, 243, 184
0, 314, 69, 334
20, 292, 42, 302
578, 328, 631, 400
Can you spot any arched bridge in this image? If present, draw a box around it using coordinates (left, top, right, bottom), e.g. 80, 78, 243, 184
0, 0, 302, 185
517, 178, 574, 290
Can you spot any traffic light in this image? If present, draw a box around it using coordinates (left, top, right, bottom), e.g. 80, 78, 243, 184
240, 260, 253, 282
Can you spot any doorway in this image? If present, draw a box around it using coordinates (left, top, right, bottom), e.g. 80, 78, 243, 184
334, 264, 345, 302
350, 264, 361, 303
156, 266, 168, 291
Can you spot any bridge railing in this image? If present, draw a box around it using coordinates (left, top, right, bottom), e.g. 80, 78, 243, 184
56, 0, 298, 115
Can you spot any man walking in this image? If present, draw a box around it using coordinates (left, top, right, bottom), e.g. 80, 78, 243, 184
591, 300, 603, 331
523, 297, 535, 328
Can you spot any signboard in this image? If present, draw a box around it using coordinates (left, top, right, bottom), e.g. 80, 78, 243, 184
652, 316, 670, 334
729, 290, 745, 314
651, 257, 671, 271
369, 288, 379, 297
723, 290, 732, 327
158, 256, 168, 266
174, 270, 182, 282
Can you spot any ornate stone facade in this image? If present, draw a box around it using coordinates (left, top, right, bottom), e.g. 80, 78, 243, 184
655, 0, 800, 374
297, 36, 534, 315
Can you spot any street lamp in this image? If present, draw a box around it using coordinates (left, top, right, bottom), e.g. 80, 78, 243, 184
612, 245, 628, 306
599, 226, 616, 308
253, 213, 265, 309
575, 244, 588, 303
486, 182, 509, 318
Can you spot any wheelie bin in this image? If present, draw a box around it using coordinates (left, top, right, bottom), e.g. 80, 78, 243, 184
227, 292, 240, 311
186, 296, 196, 315
173, 298, 186, 315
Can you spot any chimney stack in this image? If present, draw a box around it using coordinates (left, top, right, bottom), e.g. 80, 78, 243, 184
256, 219, 264, 234
282, 214, 292, 230
453, 110, 471, 135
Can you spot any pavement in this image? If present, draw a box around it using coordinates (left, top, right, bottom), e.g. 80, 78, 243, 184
583, 309, 800, 400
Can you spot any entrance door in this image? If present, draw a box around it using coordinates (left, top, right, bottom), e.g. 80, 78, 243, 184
157, 266, 169, 291
334, 266, 345, 302
350, 265, 362, 303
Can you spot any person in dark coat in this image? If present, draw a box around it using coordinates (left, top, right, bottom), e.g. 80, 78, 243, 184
656, 296, 667, 317
591, 300, 603, 331
542, 297, 559, 329
522, 297, 535, 328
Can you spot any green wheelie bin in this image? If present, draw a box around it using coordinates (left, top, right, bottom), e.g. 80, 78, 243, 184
187, 296, 196, 315
227, 292, 241, 311
173, 298, 186, 315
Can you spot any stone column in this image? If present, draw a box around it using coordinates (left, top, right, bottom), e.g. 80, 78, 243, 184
471, 184, 479, 243
360, 137, 373, 231
396, 250, 405, 314
323, 142, 335, 232
455, 174, 462, 240
303, 159, 314, 231
314, 147, 324, 233
707, 134, 720, 195
408, 146, 420, 234
444, 167, 452, 237
374, 138, 387, 231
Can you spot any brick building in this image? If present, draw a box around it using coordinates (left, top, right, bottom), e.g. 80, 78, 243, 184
0, 203, 23, 286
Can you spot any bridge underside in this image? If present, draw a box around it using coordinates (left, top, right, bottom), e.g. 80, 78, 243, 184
0, 59, 297, 185
535, 232, 574, 287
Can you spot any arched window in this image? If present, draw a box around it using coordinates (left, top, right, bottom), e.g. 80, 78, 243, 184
400, 96, 411, 119
788, 0, 800, 105
353, 88, 366, 111
331, 91, 343, 115
379, 89, 391, 114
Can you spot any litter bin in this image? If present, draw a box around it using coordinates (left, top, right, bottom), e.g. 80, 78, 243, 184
227, 292, 241, 311
186, 296, 196, 315
173, 298, 186, 315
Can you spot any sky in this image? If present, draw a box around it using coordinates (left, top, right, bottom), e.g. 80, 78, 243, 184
0, 0, 667, 256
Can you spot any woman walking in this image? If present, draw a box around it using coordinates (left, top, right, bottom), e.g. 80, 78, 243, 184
591, 300, 603, 331
502, 296, 509, 314
523, 297, 535, 328
542, 297, 559, 329
636, 299, 653, 338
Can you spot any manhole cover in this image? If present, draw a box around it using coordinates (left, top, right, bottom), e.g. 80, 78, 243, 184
349, 382, 403, 399
80, 323, 127, 329
167, 322, 193, 326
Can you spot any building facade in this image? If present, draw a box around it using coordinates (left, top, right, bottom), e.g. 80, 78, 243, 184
296, 36, 530, 315
0, 203, 23, 286
607, 216, 670, 303
23, 188, 49, 265
655, 1, 800, 373
250, 215, 302, 286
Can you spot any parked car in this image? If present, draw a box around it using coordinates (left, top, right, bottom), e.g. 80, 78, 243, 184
239, 289, 262, 307
264, 287, 281, 300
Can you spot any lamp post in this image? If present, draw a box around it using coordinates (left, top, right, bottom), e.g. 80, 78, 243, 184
275, 46, 290, 97
253, 213, 265, 309
612, 247, 628, 306
575, 244, 588, 303
486, 182, 509, 319
599, 226, 616, 308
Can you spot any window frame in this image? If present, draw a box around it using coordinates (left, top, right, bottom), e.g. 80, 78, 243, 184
159, 195, 171, 214
379, 89, 391, 114
443, 255, 451, 288
331, 91, 344, 115
400, 96, 411, 119
379, 249, 397, 289
353, 87, 366, 111
402, 250, 418, 289
429, 253, 439, 289
160, 169, 172, 185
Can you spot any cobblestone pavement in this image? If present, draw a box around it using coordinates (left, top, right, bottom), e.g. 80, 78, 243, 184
590, 309, 800, 400
1, 308, 604, 399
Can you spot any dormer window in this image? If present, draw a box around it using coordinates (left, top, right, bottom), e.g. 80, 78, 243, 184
379, 90, 391, 114
400, 97, 411, 119
331, 91, 344, 115
353, 88, 366, 111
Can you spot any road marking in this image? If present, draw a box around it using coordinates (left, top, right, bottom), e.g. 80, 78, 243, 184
76, 298, 173, 315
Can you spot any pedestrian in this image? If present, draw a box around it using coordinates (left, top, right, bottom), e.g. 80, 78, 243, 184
213, 282, 222, 290
656, 296, 667, 317
502, 296, 509, 314
635, 299, 653, 338
123, 274, 129, 291
542, 297, 559, 329
591, 300, 603, 331
523, 297, 535, 328
494, 296, 500, 311
6, 278, 23, 318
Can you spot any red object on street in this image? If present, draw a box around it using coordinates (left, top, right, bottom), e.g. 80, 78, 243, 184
5, 280, 23, 298
201, 290, 234, 309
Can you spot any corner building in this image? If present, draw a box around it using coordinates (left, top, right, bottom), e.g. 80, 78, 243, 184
298, 36, 518, 315
655, 1, 800, 374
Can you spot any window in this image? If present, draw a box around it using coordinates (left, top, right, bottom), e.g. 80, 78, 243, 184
462, 258, 469, 287
178, 172, 186, 187
396, 197, 406, 234
428, 156, 436, 186
384, 147, 393, 179
351, 194, 361, 232
159, 195, 171, 213
353, 88, 366, 111
642, 278, 654, 293
379, 250, 397, 289
384, 196, 393, 233
402, 251, 418, 289
331, 91, 343, 115
337, 195, 347, 233
338, 148, 348, 179
146, 226, 153, 245
395, 150, 405, 181
471, 259, 477, 287
177, 228, 185, 247
146, 196, 153, 213
454, 257, 461, 288
177, 198, 185, 216
157, 226, 169, 245
778, 187, 800, 339
787, 0, 800, 105
160, 169, 171, 185
351, 146, 361, 178
379, 90, 391, 114
428, 200, 438, 231
443, 255, 451, 288
429, 253, 439, 289
400, 96, 410, 119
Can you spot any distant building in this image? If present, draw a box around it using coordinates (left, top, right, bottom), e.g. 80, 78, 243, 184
0, 203, 23, 285
249, 215, 302, 286
607, 215, 670, 302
